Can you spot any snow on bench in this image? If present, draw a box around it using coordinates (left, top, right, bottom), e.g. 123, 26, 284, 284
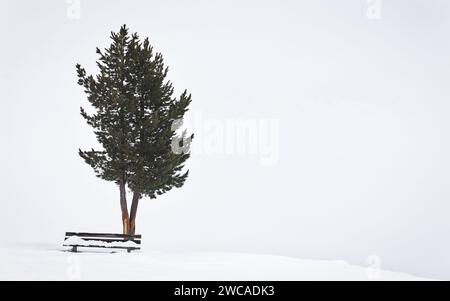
63, 232, 141, 253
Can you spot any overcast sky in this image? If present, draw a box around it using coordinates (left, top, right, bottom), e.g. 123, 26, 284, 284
1, 0, 450, 279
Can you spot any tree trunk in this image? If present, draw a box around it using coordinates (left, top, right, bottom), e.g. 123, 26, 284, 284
119, 179, 130, 235
129, 192, 141, 235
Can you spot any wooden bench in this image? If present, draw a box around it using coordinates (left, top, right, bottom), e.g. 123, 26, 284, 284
63, 232, 141, 253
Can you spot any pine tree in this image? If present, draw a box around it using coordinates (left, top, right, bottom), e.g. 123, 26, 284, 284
76, 25, 193, 235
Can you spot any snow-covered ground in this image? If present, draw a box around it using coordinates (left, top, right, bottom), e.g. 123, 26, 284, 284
0, 244, 433, 281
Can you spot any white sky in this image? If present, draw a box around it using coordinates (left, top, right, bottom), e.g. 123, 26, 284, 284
1, 0, 450, 279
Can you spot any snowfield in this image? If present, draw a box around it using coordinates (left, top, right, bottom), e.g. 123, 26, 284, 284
0, 244, 433, 281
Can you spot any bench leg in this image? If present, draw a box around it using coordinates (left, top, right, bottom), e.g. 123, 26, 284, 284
72, 246, 78, 253
127, 249, 131, 253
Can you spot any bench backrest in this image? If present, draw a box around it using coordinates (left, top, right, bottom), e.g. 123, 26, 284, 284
65, 232, 141, 246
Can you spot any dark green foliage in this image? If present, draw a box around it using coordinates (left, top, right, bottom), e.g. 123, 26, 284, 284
77, 25, 193, 199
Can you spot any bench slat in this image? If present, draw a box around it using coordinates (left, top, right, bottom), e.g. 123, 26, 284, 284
65, 232, 142, 239
64, 237, 141, 244
63, 244, 140, 250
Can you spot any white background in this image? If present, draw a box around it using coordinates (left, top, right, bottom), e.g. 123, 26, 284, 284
1, 0, 449, 279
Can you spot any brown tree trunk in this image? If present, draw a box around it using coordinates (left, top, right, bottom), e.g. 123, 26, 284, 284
119, 179, 130, 235
129, 192, 141, 235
